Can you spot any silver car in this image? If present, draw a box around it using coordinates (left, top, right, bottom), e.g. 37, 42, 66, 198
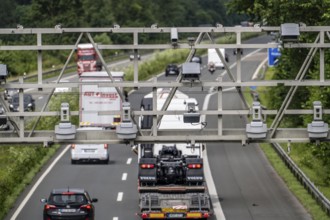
71, 128, 109, 164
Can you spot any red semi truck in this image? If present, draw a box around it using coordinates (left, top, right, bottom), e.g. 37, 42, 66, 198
76, 43, 102, 75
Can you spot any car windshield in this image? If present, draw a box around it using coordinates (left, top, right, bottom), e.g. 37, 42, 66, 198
49, 194, 87, 205
79, 55, 95, 61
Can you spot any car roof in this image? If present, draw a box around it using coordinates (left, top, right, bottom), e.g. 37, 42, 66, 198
12, 93, 32, 97
51, 188, 86, 194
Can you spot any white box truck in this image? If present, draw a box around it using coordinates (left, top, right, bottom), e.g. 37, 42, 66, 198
207, 48, 228, 69
79, 71, 124, 128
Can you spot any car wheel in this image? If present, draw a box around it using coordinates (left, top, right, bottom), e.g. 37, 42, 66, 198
71, 159, 77, 165
104, 159, 109, 164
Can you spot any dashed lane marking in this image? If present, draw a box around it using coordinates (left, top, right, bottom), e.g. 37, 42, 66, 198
117, 192, 123, 202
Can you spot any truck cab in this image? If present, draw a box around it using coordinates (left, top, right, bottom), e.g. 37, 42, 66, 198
76, 44, 102, 75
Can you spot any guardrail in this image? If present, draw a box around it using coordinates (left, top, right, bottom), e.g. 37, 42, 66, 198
272, 143, 330, 216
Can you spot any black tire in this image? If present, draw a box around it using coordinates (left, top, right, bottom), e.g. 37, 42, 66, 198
71, 159, 77, 165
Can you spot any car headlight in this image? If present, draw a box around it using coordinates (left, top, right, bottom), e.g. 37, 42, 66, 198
28, 103, 32, 107
9, 104, 13, 108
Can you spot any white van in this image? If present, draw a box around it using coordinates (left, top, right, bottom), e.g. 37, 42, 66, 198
71, 127, 109, 164
207, 48, 228, 69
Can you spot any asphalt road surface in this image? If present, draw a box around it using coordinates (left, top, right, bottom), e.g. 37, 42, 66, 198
6, 35, 311, 220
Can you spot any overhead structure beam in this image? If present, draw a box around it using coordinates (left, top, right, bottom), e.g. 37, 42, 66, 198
0, 25, 330, 145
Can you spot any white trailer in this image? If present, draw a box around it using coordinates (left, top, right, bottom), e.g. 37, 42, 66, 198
79, 71, 124, 128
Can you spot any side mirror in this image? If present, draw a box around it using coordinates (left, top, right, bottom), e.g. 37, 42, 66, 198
91, 198, 98, 203
40, 198, 47, 203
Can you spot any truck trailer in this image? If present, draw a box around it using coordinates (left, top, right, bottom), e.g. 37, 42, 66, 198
137, 89, 212, 219
79, 71, 124, 129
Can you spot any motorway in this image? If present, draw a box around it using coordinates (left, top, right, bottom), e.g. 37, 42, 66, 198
5, 35, 311, 220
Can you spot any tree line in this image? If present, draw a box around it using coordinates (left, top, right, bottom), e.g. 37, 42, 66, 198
0, 0, 244, 75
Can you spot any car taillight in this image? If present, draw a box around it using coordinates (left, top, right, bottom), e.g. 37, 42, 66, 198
188, 164, 202, 169
104, 144, 108, 149
140, 164, 155, 169
141, 213, 148, 219
203, 212, 210, 218
44, 204, 56, 210
71, 144, 75, 149
80, 204, 92, 210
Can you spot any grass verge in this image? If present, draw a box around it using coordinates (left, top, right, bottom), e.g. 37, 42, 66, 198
0, 145, 61, 220
260, 143, 330, 220
245, 66, 330, 219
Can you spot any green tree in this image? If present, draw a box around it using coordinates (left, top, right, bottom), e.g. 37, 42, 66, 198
0, 0, 17, 28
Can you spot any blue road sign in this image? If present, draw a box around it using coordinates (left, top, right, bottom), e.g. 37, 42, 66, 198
268, 47, 281, 66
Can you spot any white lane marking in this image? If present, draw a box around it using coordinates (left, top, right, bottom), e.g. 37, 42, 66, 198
202, 92, 226, 220
117, 192, 124, 201
200, 48, 268, 220
203, 148, 226, 220
126, 158, 132, 164
113, 217, 119, 220
220, 48, 264, 78
252, 57, 268, 80
122, 173, 128, 181
10, 145, 71, 220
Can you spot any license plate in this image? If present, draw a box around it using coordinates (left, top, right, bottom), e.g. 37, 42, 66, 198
167, 213, 184, 218
60, 209, 76, 213
162, 208, 187, 213
84, 149, 95, 153
149, 213, 165, 218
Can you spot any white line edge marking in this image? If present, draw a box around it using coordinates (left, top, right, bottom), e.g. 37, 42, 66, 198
126, 158, 132, 164
202, 93, 226, 220
201, 48, 266, 220
10, 145, 71, 220
122, 173, 128, 181
113, 217, 119, 220
117, 192, 124, 201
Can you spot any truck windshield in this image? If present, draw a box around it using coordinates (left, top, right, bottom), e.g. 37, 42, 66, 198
79, 55, 95, 61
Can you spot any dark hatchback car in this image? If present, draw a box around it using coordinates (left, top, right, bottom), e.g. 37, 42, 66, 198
41, 188, 98, 220
165, 64, 180, 76
9, 93, 35, 112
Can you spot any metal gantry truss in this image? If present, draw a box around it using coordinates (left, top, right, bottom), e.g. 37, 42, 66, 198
1, 25, 330, 145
